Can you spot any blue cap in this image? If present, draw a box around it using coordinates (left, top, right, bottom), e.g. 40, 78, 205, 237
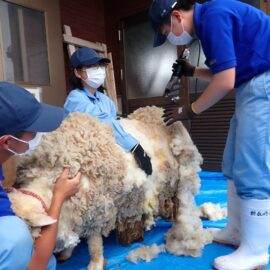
0, 82, 67, 136
149, 0, 177, 47
70, 47, 111, 68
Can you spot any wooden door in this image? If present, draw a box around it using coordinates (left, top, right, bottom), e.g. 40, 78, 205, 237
119, 11, 186, 115
260, 0, 270, 14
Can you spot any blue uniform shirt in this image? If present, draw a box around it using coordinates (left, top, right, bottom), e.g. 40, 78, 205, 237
0, 165, 4, 181
194, 0, 270, 87
0, 166, 15, 217
64, 88, 138, 152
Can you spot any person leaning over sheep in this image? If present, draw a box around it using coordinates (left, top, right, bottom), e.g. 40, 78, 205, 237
0, 82, 81, 270
149, 0, 270, 269
64, 47, 152, 176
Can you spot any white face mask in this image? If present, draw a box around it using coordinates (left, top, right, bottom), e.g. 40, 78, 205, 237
167, 17, 193, 46
7, 132, 43, 156
83, 66, 106, 89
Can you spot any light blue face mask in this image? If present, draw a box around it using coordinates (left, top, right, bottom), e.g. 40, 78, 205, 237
167, 17, 193, 46
7, 132, 43, 156
83, 66, 106, 89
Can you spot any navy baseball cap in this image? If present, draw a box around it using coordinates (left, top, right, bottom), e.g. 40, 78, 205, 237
0, 82, 67, 136
149, 0, 178, 47
70, 47, 111, 68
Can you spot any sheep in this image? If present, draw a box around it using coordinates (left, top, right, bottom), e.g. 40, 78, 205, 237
8, 106, 212, 270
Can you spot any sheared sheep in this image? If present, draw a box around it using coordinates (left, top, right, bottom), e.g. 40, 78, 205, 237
8, 106, 212, 270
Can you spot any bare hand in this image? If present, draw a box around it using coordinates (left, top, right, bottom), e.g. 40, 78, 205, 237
53, 168, 81, 202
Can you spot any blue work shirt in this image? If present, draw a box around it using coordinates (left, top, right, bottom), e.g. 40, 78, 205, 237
64, 88, 138, 152
0, 166, 15, 217
194, 0, 270, 87
0, 165, 4, 181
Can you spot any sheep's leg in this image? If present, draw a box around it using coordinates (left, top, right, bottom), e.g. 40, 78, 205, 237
159, 197, 175, 222
116, 218, 144, 246
172, 196, 180, 220
87, 234, 106, 270
56, 246, 75, 261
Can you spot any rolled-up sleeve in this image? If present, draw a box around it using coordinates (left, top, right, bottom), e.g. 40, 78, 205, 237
200, 11, 237, 74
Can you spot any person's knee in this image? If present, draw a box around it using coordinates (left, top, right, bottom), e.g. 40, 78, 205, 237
0, 216, 33, 269
9, 217, 32, 247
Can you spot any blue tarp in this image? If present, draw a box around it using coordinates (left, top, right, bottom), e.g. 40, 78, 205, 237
56, 172, 270, 270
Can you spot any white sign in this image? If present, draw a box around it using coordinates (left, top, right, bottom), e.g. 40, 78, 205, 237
25, 87, 42, 102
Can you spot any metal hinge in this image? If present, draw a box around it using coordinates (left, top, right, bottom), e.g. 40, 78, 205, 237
118, 30, 121, 41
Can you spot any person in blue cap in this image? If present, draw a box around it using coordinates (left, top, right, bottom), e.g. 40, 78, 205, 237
149, 0, 270, 269
64, 47, 153, 176
0, 82, 81, 270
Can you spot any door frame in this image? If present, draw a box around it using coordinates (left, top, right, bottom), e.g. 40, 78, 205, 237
119, 11, 189, 115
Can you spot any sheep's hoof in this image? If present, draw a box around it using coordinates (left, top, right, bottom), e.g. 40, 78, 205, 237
87, 258, 107, 270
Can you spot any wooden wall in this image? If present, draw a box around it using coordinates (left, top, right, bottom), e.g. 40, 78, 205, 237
59, 0, 107, 93
59, 0, 152, 95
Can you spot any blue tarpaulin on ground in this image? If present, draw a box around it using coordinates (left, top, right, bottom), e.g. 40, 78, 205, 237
56, 172, 270, 270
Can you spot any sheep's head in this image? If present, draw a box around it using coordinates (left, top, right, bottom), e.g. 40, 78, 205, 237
8, 189, 56, 235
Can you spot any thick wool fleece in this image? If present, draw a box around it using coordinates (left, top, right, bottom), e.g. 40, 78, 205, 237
9, 106, 211, 258
13, 113, 126, 251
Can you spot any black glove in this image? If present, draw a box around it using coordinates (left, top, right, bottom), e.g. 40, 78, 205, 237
132, 144, 153, 175
172, 59, 195, 78
162, 105, 197, 126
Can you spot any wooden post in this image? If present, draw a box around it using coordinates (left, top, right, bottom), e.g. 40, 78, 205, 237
63, 25, 76, 58
107, 53, 118, 112
100, 43, 110, 94
99, 43, 118, 111
63, 25, 105, 53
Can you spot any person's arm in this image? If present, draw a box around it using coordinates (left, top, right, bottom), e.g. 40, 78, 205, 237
171, 58, 213, 82
194, 67, 213, 82
27, 168, 81, 270
163, 68, 235, 125
109, 99, 117, 118
192, 67, 235, 113
65, 92, 95, 115
65, 91, 111, 120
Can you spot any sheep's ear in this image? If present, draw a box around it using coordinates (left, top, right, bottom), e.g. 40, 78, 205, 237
30, 214, 57, 227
